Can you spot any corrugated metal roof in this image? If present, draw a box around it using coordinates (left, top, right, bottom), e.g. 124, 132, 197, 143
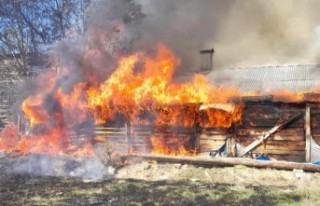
207, 64, 320, 93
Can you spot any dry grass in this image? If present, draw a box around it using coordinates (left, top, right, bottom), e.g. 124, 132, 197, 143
1, 159, 320, 205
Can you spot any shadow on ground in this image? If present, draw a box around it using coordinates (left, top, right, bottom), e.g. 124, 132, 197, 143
0, 174, 302, 206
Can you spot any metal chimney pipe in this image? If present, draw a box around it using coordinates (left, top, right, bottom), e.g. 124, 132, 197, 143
200, 48, 214, 71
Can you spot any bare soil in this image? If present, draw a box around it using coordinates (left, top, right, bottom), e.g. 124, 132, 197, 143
1, 153, 320, 206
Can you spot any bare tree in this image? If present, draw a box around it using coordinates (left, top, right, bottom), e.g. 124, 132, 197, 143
0, 0, 90, 77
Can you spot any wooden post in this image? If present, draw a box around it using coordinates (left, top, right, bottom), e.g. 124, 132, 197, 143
226, 137, 232, 157
305, 104, 312, 162
233, 125, 238, 157
227, 125, 236, 157
226, 137, 237, 157
194, 108, 200, 152
126, 121, 132, 154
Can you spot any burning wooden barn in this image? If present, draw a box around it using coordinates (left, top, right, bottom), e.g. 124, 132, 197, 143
92, 64, 320, 164
2, 45, 320, 171
93, 95, 320, 164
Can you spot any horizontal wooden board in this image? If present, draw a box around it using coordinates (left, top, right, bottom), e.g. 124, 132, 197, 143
251, 149, 305, 156
311, 135, 320, 145
153, 133, 192, 136
199, 140, 226, 152
237, 135, 304, 142
154, 129, 196, 134
96, 136, 126, 140
239, 140, 305, 151
200, 128, 229, 134
310, 128, 320, 135
240, 118, 304, 128
310, 103, 320, 110
237, 128, 304, 136
237, 128, 305, 141
133, 134, 152, 138
132, 136, 151, 140
133, 131, 152, 134
93, 133, 126, 137
95, 126, 127, 131
243, 110, 301, 117
199, 134, 228, 141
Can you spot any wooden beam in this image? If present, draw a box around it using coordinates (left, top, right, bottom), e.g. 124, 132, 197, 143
239, 112, 303, 157
199, 103, 235, 113
127, 154, 320, 172
252, 149, 305, 156
241, 95, 273, 102
305, 104, 312, 162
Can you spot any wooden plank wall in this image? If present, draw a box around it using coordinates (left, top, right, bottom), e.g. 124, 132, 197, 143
94, 124, 229, 156
92, 101, 320, 162
94, 124, 198, 155
237, 101, 306, 162
311, 103, 320, 145
131, 125, 153, 153
198, 128, 230, 154
94, 124, 129, 155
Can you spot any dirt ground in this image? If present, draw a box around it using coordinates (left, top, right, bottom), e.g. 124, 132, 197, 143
1, 153, 320, 206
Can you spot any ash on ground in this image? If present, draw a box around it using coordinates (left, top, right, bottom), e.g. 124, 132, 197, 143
0, 152, 113, 180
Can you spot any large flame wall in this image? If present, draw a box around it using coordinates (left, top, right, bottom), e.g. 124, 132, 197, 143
0, 44, 242, 157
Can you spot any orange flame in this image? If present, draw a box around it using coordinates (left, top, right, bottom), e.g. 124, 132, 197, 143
150, 135, 195, 156
0, 43, 242, 157
87, 44, 241, 127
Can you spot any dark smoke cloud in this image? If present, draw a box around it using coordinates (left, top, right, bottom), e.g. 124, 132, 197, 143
136, 0, 232, 71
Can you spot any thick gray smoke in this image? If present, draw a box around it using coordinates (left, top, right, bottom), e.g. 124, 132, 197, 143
136, 0, 320, 70
212, 0, 320, 69
52, 0, 320, 81
135, 0, 232, 71
18, 0, 320, 98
